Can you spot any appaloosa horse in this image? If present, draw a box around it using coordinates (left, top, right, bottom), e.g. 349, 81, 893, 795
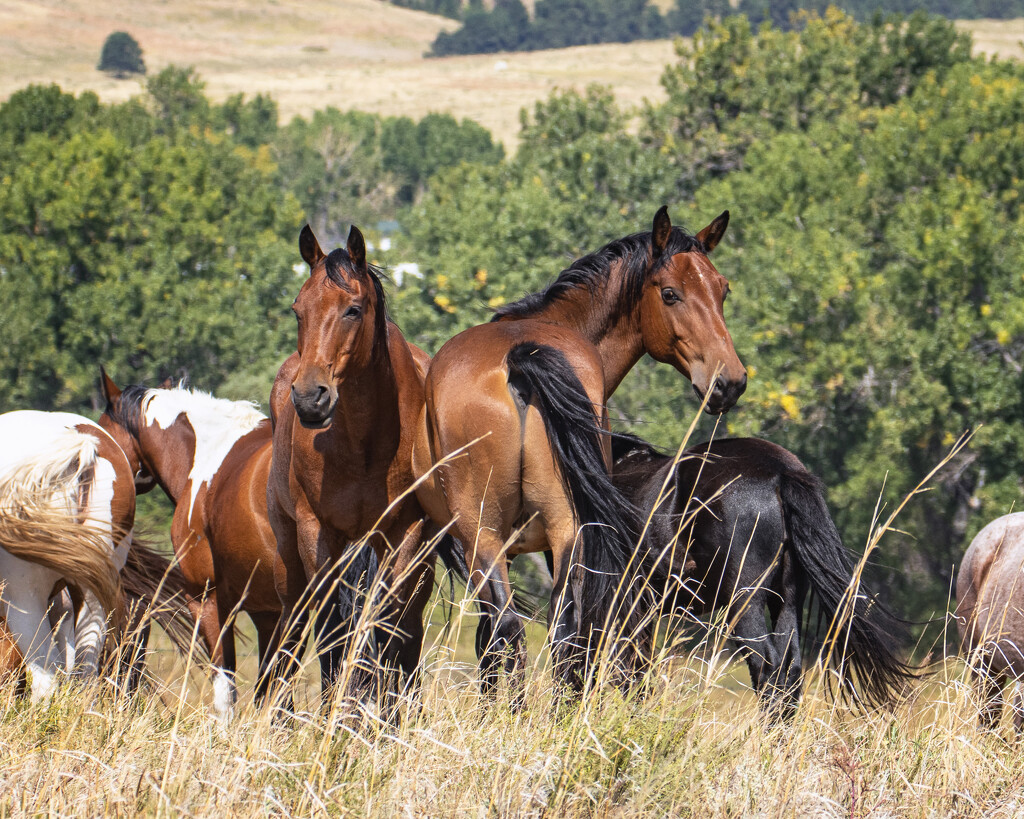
957, 512, 1024, 729
261, 224, 437, 713
99, 372, 281, 720
612, 434, 915, 719
0, 410, 132, 700
413, 207, 747, 691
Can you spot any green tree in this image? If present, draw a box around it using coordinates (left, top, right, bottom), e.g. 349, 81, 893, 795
97, 32, 146, 78
0, 90, 302, 412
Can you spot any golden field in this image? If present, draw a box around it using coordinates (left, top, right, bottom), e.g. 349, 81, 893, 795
2, 1, 1021, 148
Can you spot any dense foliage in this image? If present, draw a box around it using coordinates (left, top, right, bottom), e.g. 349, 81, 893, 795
0, 68, 502, 411
387, 0, 462, 17
429, 0, 1024, 54
401, 10, 1024, 625
431, 0, 667, 55
3, 10, 1023, 627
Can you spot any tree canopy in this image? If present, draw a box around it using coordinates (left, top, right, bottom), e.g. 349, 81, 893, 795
97, 32, 146, 77
399, 10, 1024, 625
3, 11, 1023, 629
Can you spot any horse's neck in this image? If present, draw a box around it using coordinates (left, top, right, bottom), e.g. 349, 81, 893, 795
332, 349, 403, 459
140, 422, 196, 505
538, 284, 645, 399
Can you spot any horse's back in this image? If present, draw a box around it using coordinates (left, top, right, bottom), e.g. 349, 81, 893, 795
614, 437, 799, 612
957, 512, 1024, 675
205, 421, 279, 609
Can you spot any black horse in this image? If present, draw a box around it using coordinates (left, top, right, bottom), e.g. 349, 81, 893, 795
612, 435, 915, 717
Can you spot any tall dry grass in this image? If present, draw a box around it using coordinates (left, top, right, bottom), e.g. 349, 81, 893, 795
1, 422, 1020, 816
0, 591, 1021, 817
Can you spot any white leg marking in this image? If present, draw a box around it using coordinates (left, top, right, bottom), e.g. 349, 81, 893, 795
0, 551, 64, 701
213, 668, 237, 723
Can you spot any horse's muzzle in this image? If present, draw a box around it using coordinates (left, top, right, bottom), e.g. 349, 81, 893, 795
291, 383, 337, 429
695, 372, 747, 415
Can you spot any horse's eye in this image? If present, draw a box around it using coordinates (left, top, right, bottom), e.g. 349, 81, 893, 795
344, 305, 362, 319
661, 288, 680, 305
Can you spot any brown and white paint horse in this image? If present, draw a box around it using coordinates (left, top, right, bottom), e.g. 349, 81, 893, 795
0, 410, 133, 700
99, 373, 281, 720
261, 225, 436, 713
413, 207, 747, 691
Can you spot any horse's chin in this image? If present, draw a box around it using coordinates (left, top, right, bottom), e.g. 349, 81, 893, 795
296, 411, 334, 430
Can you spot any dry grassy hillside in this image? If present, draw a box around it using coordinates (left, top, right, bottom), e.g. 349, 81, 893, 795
0, 0, 1022, 148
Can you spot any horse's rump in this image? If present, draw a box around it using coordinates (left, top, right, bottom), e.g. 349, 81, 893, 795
0, 428, 120, 613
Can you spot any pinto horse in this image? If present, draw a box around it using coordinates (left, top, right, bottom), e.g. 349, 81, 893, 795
0, 410, 132, 700
956, 513, 1024, 729
261, 224, 437, 710
99, 372, 281, 720
413, 207, 747, 691
612, 435, 915, 718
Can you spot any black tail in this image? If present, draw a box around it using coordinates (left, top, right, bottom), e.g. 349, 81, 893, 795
506, 342, 658, 683
434, 531, 469, 582
780, 472, 917, 708
120, 538, 209, 662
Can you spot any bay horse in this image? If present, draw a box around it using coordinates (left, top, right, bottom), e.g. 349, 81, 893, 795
99, 371, 281, 720
0, 409, 132, 700
612, 434, 915, 719
261, 224, 438, 713
412, 207, 748, 691
956, 512, 1024, 729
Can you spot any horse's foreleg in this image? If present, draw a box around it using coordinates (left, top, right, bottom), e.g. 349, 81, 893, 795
310, 560, 347, 699
212, 589, 239, 723
373, 520, 434, 717
258, 507, 308, 710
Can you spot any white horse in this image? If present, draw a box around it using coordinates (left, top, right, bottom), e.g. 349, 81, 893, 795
0, 410, 134, 700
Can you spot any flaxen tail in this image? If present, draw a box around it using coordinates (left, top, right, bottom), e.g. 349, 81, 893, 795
0, 429, 120, 613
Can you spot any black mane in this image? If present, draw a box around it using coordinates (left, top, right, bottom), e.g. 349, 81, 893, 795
108, 383, 151, 440
324, 248, 390, 345
492, 226, 705, 321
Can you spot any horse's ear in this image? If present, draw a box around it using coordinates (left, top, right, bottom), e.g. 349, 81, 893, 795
347, 224, 366, 270
158, 375, 175, 390
652, 206, 672, 257
100, 367, 121, 405
299, 224, 325, 270
696, 210, 730, 253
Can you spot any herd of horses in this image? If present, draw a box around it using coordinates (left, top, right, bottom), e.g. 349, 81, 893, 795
0, 206, 1022, 727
